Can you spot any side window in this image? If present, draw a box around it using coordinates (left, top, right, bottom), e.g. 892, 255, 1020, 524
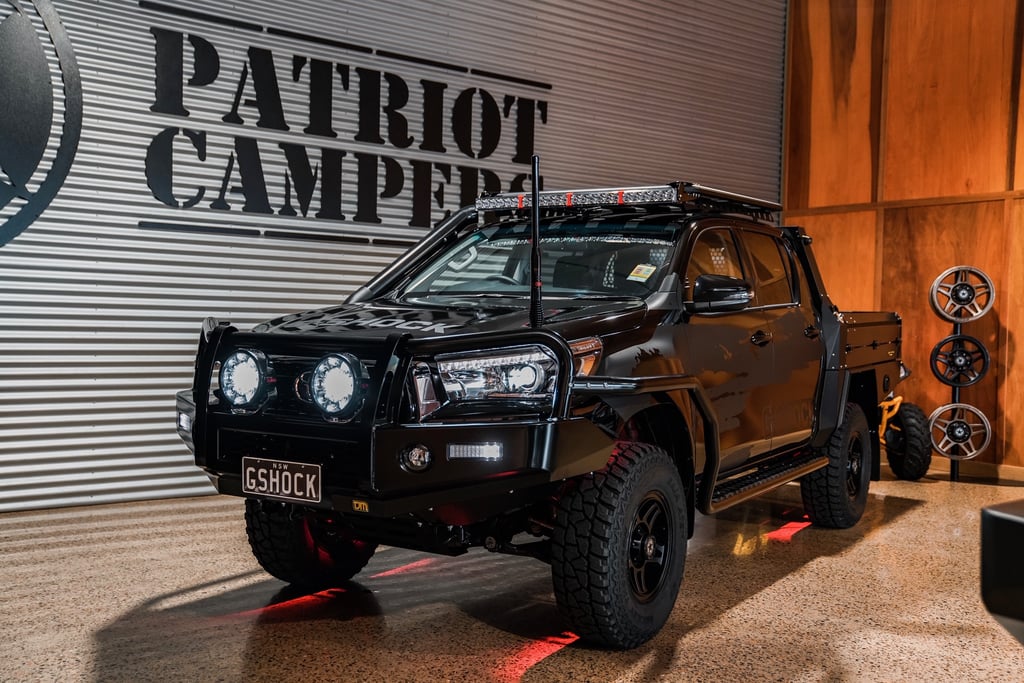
744, 231, 795, 306
685, 229, 745, 297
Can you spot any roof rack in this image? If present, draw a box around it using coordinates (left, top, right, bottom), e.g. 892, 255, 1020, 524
680, 182, 781, 218
475, 181, 780, 222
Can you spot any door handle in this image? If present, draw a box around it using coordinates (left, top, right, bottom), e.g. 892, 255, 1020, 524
804, 325, 821, 339
750, 330, 773, 346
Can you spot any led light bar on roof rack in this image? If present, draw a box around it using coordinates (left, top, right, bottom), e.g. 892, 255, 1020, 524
475, 185, 681, 212
475, 181, 781, 215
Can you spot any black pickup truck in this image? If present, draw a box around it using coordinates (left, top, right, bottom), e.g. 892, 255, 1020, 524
176, 180, 923, 649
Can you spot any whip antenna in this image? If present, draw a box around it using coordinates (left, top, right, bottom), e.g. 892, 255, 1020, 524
529, 155, 543, 328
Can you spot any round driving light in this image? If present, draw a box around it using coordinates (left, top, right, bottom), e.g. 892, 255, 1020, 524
220, 350, 263, 406
400, 444, 433, 472
311, 354, 361, 416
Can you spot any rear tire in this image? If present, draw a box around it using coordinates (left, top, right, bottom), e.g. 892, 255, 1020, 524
884, 401, 932, 480
801, 402, 872, 528
551, 442, 687, 649
245, 499, 377, 588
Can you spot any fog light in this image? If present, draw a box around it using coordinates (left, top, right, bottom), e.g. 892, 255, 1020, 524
400, 444, 433, 472
447, 443, 502, 461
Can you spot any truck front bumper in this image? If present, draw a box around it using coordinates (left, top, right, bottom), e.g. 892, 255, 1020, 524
176, 389, 614, 519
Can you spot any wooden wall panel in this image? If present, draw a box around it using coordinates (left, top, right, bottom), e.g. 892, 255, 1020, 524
793, 211, 878, 311
1015, 38, 1024, 190
882, 0, 1017, 201
785, 0, 1024, 473
999, 200, 1024, 467
785, 0, 883, 209
881, 201, 1006, 463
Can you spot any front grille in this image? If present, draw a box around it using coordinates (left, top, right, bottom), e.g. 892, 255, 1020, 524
213, 331, 404, 427
264, 354, 380, 421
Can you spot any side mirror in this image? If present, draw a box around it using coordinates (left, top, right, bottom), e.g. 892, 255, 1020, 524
685, 274, 753, 313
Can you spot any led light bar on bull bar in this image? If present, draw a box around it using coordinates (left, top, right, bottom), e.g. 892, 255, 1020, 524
475, 181, 780, 215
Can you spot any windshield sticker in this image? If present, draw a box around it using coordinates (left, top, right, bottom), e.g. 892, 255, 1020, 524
627, 264, 657, 282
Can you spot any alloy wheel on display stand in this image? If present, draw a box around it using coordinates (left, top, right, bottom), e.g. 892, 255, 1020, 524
927, 266, 995, 480
929, 266, 995, 323
927, 402, 992, 461
929, 334, 990, 388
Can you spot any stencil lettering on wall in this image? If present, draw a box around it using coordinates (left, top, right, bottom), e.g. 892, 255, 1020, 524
141, 3, 550, 239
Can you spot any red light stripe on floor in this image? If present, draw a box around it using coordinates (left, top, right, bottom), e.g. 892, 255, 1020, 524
764, 521, 812, 543
492, 632, 579, 683
218, 589, 341, 620
368, 557, 437, 578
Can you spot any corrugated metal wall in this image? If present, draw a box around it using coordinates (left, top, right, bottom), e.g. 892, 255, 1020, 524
0, 0, 786, 511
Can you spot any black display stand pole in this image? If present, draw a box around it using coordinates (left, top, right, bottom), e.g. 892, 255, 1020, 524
949, 319, 963, 482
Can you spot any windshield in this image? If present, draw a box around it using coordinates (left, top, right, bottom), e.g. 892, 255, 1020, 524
399, 215, 683, 298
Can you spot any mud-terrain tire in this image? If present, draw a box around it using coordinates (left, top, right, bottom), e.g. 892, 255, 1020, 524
245, 499, 377, 587
884, 401, 932, 481
551, 442, 687, 649
801, 402, 872, 528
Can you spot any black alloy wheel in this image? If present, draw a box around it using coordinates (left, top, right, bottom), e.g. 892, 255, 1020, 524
628, 492, 672, 602
846, 435, 864, 499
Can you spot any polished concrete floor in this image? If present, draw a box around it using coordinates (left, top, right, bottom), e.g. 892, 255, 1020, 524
1, 472, 1022, 682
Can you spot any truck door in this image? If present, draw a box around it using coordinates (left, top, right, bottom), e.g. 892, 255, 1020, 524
738, 229, 823, 450
681, 227, 775, 471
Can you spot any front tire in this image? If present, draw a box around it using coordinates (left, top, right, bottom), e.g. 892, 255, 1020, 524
801, 402, 872, 528
245, 499, 377, 588
884, 401, 932, 480
551, 442, 687, 649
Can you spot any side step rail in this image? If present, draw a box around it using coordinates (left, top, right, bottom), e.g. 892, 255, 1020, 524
702, 451, 828, 515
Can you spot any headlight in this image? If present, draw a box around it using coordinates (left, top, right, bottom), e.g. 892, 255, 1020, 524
311, 353, 365, 418
437, 345, 558, 402
219, 350, 266, 407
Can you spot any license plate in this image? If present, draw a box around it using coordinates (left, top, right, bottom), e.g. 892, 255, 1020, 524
242, 457, 321, 504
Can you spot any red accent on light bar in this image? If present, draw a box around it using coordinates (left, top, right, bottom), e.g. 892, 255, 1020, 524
517, 194, 525, 209
566, 192, 573, 206
617, 190, 625, 204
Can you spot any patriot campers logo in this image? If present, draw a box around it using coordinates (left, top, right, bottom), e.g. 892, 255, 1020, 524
140, 2, 550, 241
0, 0, 82, 247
